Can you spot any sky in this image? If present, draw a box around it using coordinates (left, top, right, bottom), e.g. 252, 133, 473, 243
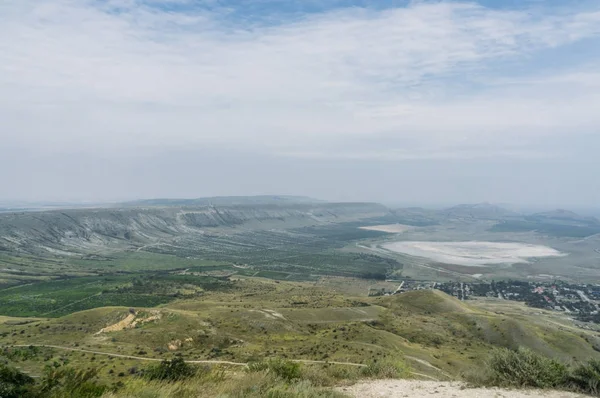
1, 0, 600, 207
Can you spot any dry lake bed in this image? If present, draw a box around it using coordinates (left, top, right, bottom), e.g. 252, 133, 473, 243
382, 241, 566, 266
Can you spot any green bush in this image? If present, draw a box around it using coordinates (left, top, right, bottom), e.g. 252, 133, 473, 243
143, 356, 197, 382
569, 360, 600, 395
0, 364, 35, 398
482, 348, 569, 389
247, 359, 302, 382
323, 365, 359, 382
360, 359, 410, 379
37, 367, 108, 398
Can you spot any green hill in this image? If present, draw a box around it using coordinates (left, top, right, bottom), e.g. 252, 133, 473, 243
2, 281, 599, 385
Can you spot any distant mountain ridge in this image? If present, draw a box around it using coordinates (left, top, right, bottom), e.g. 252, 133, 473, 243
388, 203, 600, 237
531, 209, 600, 225
0, 201, 389, 256
121, 195, 324, 207
440, 203, 518, 220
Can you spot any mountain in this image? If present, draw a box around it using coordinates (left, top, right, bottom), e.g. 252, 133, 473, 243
120, 195, 323, 207
440, 203, 518, 220
0, 202, 389, 256
390, 207, 440, 226
490, 208, 600, 237
530, 209, 600, 226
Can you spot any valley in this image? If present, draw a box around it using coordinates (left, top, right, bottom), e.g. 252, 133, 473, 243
1, 197, 600, 396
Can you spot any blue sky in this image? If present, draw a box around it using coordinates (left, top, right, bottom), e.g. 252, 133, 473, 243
1, 0, 600, 206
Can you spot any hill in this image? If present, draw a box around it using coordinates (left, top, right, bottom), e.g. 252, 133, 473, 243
383, 289, 471, 315
440, 203, 518, 220
530, 209, 600, 226
491, 208, 600, 237
2, 283, 599, 382
0, 201, 389, 256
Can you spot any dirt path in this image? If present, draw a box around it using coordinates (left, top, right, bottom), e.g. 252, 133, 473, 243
404, 356, 451, 379
8, 345, 247, 366
6, 345, 370, 368
290, 359, 365, 367
337, 380, 588, 398
5, 345, 449, 380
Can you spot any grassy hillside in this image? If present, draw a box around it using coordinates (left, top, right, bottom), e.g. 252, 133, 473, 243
2, 279, 599, 386
0, 202, 405, 289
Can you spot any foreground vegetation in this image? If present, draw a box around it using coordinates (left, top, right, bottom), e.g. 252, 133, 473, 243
4, 349, 600, 397
469, 347, 600, 395
0, 355, 413, 398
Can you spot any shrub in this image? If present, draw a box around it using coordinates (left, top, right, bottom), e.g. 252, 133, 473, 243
298, 366, 335, 387
324, 365, 359, 382
0, 364, 35, 398
143, 356, 196, 382
360, 359, 410, 379
37, 367, 108, 398
569, 360, 600, 395
483, 348, 568, 389
247, 359, 302, 382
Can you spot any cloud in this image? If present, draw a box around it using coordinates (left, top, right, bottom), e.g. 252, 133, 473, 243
1, 0, 600, 159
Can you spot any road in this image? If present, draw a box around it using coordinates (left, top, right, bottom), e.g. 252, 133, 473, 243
393, 281, 405, 294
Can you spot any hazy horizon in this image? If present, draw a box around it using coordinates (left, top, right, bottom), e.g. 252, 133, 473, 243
2, 1, 600, 207
2, 194, 600, 217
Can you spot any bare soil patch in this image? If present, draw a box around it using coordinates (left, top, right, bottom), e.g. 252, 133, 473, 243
338, 380, 587, 398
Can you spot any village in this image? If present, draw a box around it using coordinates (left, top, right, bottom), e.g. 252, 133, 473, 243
369, 279, 600, 323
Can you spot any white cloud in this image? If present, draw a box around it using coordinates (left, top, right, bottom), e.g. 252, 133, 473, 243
1, 0, 600, 158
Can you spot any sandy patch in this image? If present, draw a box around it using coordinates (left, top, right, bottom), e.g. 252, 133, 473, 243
338, 380, 586, 398
359, 224, 412, 233
250, 309, 287, 320
96, 311, 161, 334
96, 313, 136, 334
382, 241, 565, 266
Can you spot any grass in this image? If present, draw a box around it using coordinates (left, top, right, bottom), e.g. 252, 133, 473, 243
102, 371, 349, 398
3, 287, 600, 385
359, 360, 411, 379
0, 273, 232, 317
1, 359, 352, 398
